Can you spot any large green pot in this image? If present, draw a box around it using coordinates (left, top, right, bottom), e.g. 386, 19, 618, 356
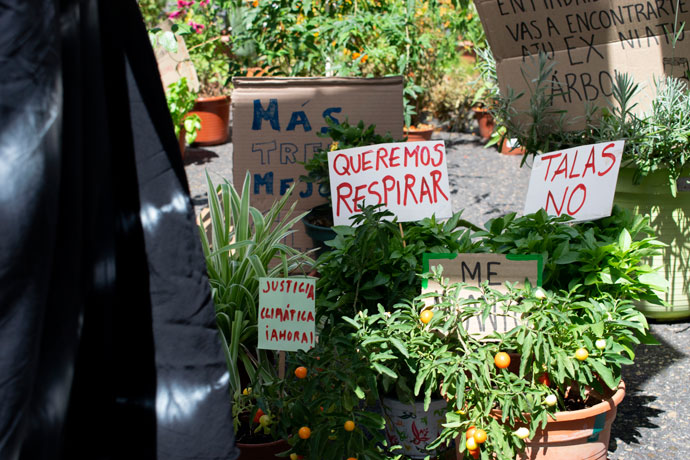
614, 167, 690, 320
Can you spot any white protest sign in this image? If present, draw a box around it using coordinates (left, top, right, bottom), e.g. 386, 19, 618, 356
328, 141, 452, 225
258, 277, 316, 352
524, 141, 624, 222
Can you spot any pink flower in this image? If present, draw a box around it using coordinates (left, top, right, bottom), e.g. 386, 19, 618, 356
168, 9, 183, 18
177, 0, 195, 7
189, 21, 205, 33
200, 0, 210, 5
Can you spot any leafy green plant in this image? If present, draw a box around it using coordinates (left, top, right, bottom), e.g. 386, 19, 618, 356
166, 77, 202, 145
254, 324, 400, 460
348, 269, 657, 460
476, 206, 667, 304
315, 204, 481, 328
300, 118, 398, 205
199, 171, 312, 427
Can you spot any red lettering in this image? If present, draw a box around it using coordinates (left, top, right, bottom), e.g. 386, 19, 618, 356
582, 147, 596, 177
349, 154, 362, 174
307, 311, 315, 321
545, 187, 568, 215
390, 147, 401, 167
431, 143, 444, 167
551, 155, 568, 182
271, 329, 278, 341
420, 147, 431, 166
307, 284, 314, 301
361, 149, 373, 171
368, 182, 382, 205
376, 147, 389, 170
403, 174, 418, 205
598, 143, 617, 176
567, 184, 587, 215
430, 170, 449, 202
285, 280, 292, 293
353, 184, 368, 211
336, 183, 353, 216
568, 150, 580, 178
419, 176, 432, 203
404, 145, 420, 167
382, 175, 396, 205
540, 153, 562, 181
333, 153, 350, 176
262, 281, 269, 293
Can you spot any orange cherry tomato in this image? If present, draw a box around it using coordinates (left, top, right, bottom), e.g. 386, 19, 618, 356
295, 366, 308, 379
494, 352, 511, 369
298, 426, 311, 439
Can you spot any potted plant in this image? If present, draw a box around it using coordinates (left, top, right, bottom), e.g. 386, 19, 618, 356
340, 206, 663, 459
493, 50, 689, 319
165, 77, 202, 158
348, 269, 655, 460
404, 122, 436, 142
167, 0, 233, 145
299, 119, 398, 252
199, 171, 313, 457
251, 323, 399, 460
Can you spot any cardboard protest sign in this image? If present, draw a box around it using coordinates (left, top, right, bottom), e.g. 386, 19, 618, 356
153, 20, 200, 92
523, 141, 624, 221
327, 141, 452, 225
475, 0, 690, 127
232, 77, 404, 251
258, 277, 316, 352
422, 253, 542, 337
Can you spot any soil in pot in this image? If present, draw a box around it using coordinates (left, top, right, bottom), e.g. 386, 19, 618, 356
404, 124, 435, 142
235, 415, 290, 460
303, 203, 336, 256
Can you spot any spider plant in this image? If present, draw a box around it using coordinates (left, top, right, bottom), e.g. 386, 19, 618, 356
199, 171, 312, 400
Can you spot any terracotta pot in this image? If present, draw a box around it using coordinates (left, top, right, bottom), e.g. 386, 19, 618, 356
472, 108, 495, 141
236, 438, 290, 460
500, 138, 526, 156
455, 381, 625, 460
189, 95, 231, 146
404, 126, 434, 142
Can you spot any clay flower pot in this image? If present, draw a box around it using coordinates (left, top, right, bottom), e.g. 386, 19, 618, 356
236, 438, 290, 460
500, 137, 526, 156
404, 124, 435, 142
456, 380, 626, 460
472, 107, 495, 141
177, 126, 186, 159
189, 95, 231, 146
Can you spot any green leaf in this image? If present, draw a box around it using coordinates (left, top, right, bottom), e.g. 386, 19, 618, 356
618, 228, 632, 251
590, 359, 619, 390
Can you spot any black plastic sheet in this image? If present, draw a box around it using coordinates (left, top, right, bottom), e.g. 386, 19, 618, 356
0, 1, 237, 458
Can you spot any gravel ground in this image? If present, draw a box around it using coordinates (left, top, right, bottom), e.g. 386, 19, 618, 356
183, 130, 690, 459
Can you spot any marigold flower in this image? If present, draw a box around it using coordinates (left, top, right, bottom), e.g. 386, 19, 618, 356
360, 54, 369, 63
252, 0, 259, 6
352, 52, 360, 59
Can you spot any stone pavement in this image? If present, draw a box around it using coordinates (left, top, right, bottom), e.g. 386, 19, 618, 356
182, 131, 690, 460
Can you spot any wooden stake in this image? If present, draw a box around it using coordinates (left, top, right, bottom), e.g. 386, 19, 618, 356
278, 351, 286, 379
399, 222, 406, 248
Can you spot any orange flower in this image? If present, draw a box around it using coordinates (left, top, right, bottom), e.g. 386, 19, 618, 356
360, 54, 369, 63
352, 52, 361, 59
252, 0, 258, 6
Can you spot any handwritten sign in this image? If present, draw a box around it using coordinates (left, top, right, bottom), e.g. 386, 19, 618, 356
422, 253, 542, 337
327, 141, 452, 225
523, 141, 624, 221
258, 277, 316, 352
231, 77, 403, 251
475, 0, 690, 128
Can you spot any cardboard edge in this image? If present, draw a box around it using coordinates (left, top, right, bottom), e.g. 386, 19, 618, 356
422, 253, 459, 289
232, 75, 404, 88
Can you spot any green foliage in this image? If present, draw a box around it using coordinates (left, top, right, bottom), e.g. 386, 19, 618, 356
476, 206, 667, 304
199, 171, 312, 405
256, 325, 401, 460
348, 270, 654, 460
300, 118, 398, 202
315, 205, 480, 327
166, 78, 202, 144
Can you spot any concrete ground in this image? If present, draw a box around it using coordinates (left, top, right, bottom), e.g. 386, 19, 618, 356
183, 131, 690, 460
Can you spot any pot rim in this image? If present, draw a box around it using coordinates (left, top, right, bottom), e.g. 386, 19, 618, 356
546, 380, 625, 422
236, 437, 289, 448
195, 94, 231, 103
